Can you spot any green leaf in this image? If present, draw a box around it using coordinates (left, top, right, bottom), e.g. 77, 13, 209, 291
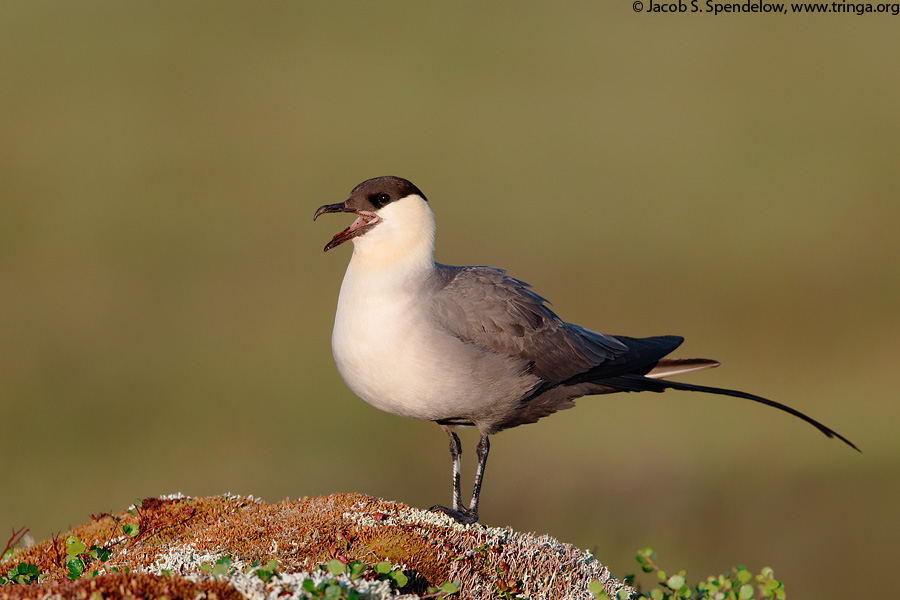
374, 561, 392, 574
255, 559, 279, 582
8, 563, 41, 585
325, 559, 345, 575
66, 557, 85, 580
347, 561, 365, 580
636, 548, 655, 573
442, 579, 461, 593
666, 574, 685, 590
389, 569, 408, 588
89, 545, 111, 562
211, 557, 232, 577
324, 583, 343, 599
587, 580, 607, 599
302, 578, 316, 592
66, 537, 87, 556
739, 583, 754, 599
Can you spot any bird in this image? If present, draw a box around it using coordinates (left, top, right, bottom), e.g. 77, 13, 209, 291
313, 175, 859, 524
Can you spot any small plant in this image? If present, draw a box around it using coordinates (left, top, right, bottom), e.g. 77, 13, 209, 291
100, 497, 194, 547
2, 527, 29, 563
0, 562, 41, 585
0, 527, 40, 586
199, 556, 234, 577
589, 548, 786, 600
320, 557, 458, 598
493, 559, 524, 599
121, 523, 139, 538
65, 537, 87, 580
450, 543, 488, 562
296, 559, 414, 599
425, 579, 461, 598
301, 575, 359, 600
371, 560, 408, 588
61, 536, 112, 581
249, 558, 280, 583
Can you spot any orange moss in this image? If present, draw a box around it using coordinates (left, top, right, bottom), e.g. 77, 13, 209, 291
0, 493, 632, 600
0, 571, 243, 600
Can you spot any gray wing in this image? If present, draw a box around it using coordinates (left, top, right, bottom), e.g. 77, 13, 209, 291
429, 264, 632, 383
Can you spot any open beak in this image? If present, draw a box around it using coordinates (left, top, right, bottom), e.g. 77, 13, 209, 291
313, 202, 381, 252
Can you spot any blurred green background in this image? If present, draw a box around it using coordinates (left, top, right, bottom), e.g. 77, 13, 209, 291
1, 2, 897, 598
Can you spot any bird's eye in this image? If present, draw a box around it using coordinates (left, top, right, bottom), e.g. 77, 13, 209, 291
369, 193, 391, 208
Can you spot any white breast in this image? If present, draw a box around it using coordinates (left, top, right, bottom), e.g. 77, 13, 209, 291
332, 261, 460, 420
331, 263, 535, 424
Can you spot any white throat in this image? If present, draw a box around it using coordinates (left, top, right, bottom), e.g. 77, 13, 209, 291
345, 194, 436, 283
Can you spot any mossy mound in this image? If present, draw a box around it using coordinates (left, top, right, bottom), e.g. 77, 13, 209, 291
0, 493, 633, 600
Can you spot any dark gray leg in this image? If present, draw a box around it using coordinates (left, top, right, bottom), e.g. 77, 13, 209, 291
467, 434, 490, 516
428, 428, 490, 525
445, 427, 463, 512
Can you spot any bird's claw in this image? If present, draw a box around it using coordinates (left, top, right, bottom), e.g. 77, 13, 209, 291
427, 504, 478, 525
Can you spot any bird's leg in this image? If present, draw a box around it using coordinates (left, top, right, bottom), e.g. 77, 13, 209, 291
445, 427, 463, 512
467, 434, 490, 518
428, 426, 486, 525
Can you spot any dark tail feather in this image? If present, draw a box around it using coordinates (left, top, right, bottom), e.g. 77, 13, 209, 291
606, 374, 860, 452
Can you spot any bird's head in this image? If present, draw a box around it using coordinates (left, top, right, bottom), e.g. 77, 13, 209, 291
314, 176, 435, 261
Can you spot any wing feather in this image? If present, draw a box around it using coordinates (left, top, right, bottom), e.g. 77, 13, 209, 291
429, 265, 630, 383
